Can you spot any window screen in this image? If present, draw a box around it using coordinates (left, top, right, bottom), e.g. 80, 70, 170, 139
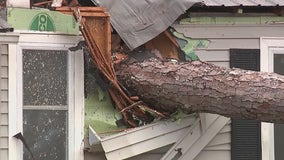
23, 49, 68, 160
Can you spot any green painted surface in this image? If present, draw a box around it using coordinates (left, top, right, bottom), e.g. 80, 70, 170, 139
7, 8, 79, 34
85, 83, 122, 135
180, 16, 284, 25
172, 30, 210, 61
30, 13, 55, 31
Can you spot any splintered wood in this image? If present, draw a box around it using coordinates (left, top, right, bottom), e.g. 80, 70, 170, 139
57, 7, 164, 127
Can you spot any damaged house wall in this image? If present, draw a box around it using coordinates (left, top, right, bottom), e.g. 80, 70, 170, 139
173, 15, 284, 67
172, 6, 284, 160
3, 1, 284, 160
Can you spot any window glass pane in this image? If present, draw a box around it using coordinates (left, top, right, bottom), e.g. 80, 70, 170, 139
23, 49, 68, 105
23, 110, 67, 160
274, 53, 284, 160
274, 54, 284, 75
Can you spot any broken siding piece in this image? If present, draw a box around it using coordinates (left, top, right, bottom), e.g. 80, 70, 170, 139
161, 114, 230, 160
100, 115, 197, 160
172, 29, 210, 61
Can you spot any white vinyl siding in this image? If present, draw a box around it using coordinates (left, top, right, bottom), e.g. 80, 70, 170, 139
172, 19, 284, 160
195, 121, 231, 160
173, 23, 284, 69
0, 44, 9, 160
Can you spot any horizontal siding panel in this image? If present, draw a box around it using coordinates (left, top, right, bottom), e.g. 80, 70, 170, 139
0, 114, 8, 125
0, 78, 8, 90
0, 149, 8, 160
226, 120, 231, 125
128, 153, 164, 160
207, 61, 230, 68
0, 137, 8, 148
0, 126, 8, 137
219, 124, 231, 134
1, 67, 8, 78
195, 50, 229, 61
0, 90, 7, 101
0, 54, 8, 66
207, 39, 259, 50
0, 44, 8, 55
207, 132, 231, 147
174, 24, 284, 39
195, 150, 230, 160
0, 44, 8, 160
0, 102, 8, 113
205, 143, 231, 151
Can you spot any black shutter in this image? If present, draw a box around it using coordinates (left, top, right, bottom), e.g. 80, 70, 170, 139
230, 49, 262, 160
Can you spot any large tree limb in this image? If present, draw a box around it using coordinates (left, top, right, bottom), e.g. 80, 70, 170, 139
116, 59, 284, 123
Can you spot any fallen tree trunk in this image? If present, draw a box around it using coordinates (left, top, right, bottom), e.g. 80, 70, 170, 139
116, 59, 284, 123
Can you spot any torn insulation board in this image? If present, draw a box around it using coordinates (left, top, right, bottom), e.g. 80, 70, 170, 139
7, 8, 79, 34
85, 83, 123, 135
171, 30, 210, 61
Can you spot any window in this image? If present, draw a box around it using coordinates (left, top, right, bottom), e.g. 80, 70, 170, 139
9, 34, 84, 160
23, 49, 69, 160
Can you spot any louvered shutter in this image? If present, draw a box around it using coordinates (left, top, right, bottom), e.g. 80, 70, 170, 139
230, 49, 262, 160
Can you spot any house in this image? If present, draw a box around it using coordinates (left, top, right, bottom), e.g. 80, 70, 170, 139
1, 0, 284, 160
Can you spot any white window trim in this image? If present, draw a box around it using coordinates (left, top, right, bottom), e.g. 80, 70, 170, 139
8, 33, 84, 160
260, 37, 284, 160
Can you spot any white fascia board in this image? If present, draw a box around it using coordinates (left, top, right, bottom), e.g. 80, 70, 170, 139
93, 115, 198, 160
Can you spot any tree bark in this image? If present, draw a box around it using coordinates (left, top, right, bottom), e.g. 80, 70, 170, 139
116, 59, 284, 123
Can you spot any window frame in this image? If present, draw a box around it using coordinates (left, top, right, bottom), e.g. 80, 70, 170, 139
8, 33, 84, 160
260, 37, 284, 160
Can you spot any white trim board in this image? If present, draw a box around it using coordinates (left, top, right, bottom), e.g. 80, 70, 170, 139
161, 115, 229, 160
99, 115, 198, 160
260, 37, 284, 160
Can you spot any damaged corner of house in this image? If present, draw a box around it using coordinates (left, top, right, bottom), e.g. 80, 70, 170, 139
81, 6, 204, 160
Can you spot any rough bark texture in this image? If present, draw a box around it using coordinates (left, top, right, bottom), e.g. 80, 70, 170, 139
116, 59, 284, 123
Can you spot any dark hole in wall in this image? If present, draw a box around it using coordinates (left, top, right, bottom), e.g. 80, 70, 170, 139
77, 0, 95, 6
